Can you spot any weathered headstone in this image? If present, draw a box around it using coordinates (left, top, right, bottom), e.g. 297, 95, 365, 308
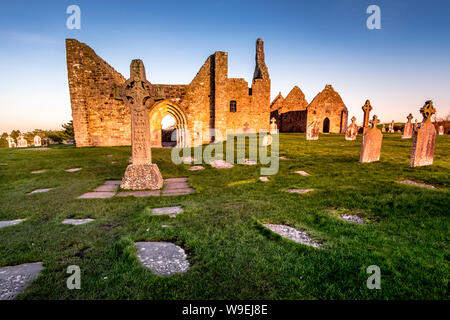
6, 136, 15, 148
389, 120, 395, 133
410, 100, 437, 167
438, 125, 444, 135
360, 115, 382, 163
119, 60, 163, 190
381, 123, 386, 132
17, 135, 27, 148
361, 100, 373, 134
413, 119, 418, 131
402, 113, 414, 139
345, 116, 358, 140
306, 121, 319, 140
269, 117, 278, 134
33, 135, 41, 147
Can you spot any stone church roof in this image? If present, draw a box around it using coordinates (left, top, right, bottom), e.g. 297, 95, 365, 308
308, 84, 347, 112
270, 86, 308, 114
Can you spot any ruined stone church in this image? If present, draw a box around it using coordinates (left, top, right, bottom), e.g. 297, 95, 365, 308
270, 84, 348, 133
66, 38, 271, 147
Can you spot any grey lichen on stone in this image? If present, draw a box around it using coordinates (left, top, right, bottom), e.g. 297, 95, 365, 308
0, 262, 43, 300
263, 224, 322, 248
135, 242, 189, 276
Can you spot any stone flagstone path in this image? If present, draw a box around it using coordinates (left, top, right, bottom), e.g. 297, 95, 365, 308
78, 178, 196, 198
263, 224, 322, 248
163, 178, 194, 196
62, 218, 95, 225
78, 180, 121, 199
0, 219, 24, 229
135, 242, 189, 276
0, 262, 43, 300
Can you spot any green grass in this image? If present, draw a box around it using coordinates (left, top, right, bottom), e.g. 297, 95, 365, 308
0, 133, 448, 300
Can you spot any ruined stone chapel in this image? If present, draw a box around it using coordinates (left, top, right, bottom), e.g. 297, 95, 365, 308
66, 38, 271, 147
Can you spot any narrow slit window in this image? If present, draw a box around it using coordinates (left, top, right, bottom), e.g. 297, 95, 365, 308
230, 100, 237, 112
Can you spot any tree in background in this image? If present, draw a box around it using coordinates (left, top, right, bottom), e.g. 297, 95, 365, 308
0, 132, 8, 148
0, 120, 75, 148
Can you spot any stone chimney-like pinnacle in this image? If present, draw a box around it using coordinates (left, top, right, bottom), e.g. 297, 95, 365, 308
253, 38, 269, 80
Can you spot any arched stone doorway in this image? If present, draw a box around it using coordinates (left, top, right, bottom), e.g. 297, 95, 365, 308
149, 101, 188, 148
323, 117, 330, 133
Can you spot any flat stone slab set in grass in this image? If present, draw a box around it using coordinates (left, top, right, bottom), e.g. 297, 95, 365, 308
65, 168, 82, 173
0, 219, 24, 229
340, 214, 367, 224
135, 242, 189, 276
151, 206, 184, 218
77, 180, 121, 199
189, 165, 204, 171
294, 170, 310, 176
259, 177, 269, 182
397, 180, 436, 190
210, 160, 234, 169
62, 218, 94, 225
0, 262, 43, 300
31, 170, 47, 174
162, 178, 194, 196
286, 189, 315, 194
28, 188, 52, 194
264, 224, 322, 248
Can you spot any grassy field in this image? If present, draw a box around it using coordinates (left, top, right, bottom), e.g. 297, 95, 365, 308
0, 133, 448, 300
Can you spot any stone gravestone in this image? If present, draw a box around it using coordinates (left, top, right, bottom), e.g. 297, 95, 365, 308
438, 125, 444, 135
269, 117, 278, 134
413, 119, 418, 131
17, 135, 27, 148
389, 120, 395, 133
345, 116, 358, 141
306, 121, 319, 140
33, 135, 42, 147
6, 136, 15, 148
401, 113, 414, 139
381, 123, 386, 132
361, 100, 372, 134
119, 60, 163, 190
410, 100, 437, 167
360, 115, 383, 163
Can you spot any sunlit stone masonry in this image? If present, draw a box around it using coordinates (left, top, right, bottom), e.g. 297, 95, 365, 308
119, 60, 163, 190
345, 116, 358, 140
360, 114, 383, 163
410, 100, 437, 167
401, 113, 414, 139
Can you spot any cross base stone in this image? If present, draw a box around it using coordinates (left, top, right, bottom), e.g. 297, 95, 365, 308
121, 164, 163, 190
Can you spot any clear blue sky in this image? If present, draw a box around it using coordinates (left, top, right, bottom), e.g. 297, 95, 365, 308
0, 0, 449, 132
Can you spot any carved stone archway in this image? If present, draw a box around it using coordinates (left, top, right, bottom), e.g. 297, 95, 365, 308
149, 100, 188, 148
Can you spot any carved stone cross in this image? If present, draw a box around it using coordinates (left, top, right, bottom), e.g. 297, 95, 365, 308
120, 59, 154, 165
119, 59, 163, 190
362, 100, 373, 133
